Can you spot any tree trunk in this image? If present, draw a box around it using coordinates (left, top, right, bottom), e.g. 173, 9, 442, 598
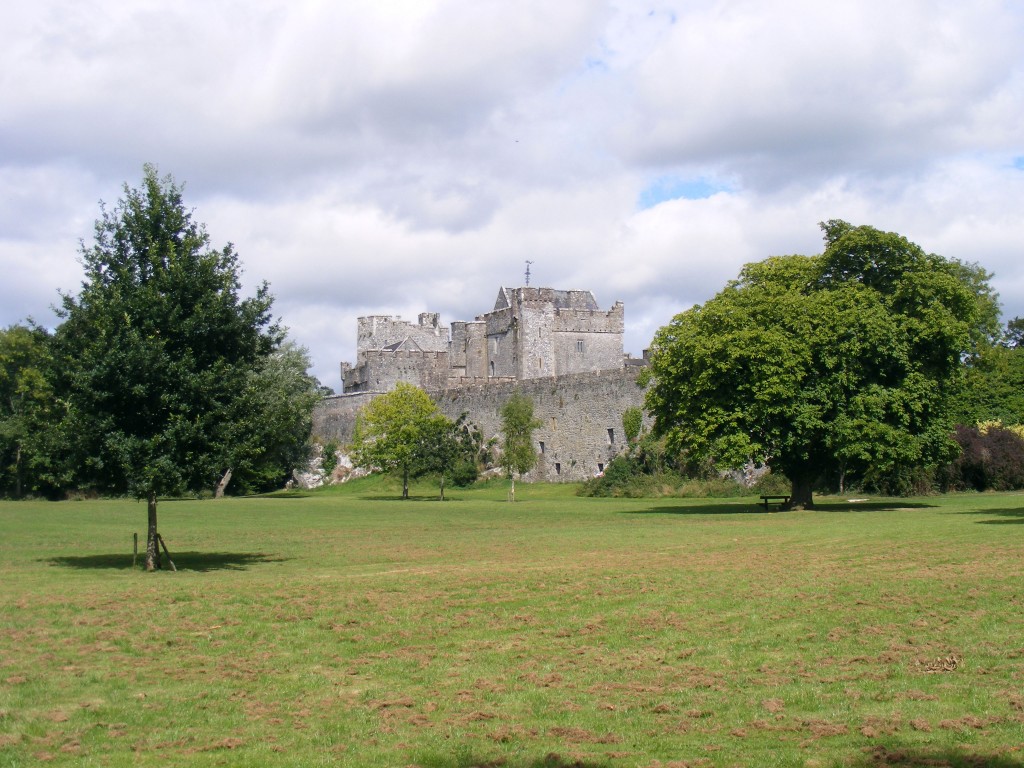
789, 475, 814, 510
145, 491, 160, 571
509, 474, 516, 502
439, 475, 445, 501
214, 468, 232, 499
14, 444, 22, 499
402, 467, 409, 500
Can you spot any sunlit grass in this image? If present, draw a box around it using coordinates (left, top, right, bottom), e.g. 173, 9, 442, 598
1, 482, 1023, 766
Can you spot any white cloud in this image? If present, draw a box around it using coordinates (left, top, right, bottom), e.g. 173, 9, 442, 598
2, 0, 1023, 390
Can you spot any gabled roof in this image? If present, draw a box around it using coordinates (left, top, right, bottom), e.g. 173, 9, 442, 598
382, 337, 423, 352
493, 287, 512, 310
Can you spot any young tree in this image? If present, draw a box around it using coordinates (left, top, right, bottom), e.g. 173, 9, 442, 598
499, 390, 541, 501
53, 165, 303, 569
646, 221, 998, 508
411, 412, 481, 500
352, 382, 441, 499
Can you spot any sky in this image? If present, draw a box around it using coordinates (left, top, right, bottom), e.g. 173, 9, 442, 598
3, 1, 1023, 391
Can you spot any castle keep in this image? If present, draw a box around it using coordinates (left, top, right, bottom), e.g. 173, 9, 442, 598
341, 288, 626, 393
314, 286, 647, 483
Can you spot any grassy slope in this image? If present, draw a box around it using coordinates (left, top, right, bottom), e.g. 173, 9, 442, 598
1, 481, 1022, 767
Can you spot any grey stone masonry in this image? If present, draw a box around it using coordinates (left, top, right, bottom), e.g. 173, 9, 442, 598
341, 286, 626, 393
320, 285, 648, 482
433, 368, 647, 483
313, 367, 647, 483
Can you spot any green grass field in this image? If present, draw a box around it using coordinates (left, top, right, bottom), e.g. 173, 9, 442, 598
1, 479, 1022, 767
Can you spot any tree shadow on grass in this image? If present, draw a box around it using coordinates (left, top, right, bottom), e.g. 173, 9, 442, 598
623, 500, 935, 516
413, 753, 610, 768
954, 506, 1024, 525
360, 495, 461, 502
839, 743, 1024, 767
45, 552, 290, 572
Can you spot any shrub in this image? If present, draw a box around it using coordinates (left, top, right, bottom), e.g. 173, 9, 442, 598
321, 441, 340, 477
940, 424, 1024, 492
622, 407, 644, 444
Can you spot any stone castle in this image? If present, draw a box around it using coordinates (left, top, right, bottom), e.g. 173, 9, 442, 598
313, 286, 648, 483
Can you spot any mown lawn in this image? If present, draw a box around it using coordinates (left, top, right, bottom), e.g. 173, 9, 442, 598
1, 480, 1022, 767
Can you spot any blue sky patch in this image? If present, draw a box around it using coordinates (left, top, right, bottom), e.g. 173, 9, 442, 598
638, 176, 729, 209
1013, 156, 1024, 170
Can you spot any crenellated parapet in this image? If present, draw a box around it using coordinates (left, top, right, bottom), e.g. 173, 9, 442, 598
341, 285, 633, 392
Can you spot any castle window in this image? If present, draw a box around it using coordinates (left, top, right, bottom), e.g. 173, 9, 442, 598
539, 441, 545, 454
607, 428, 615, 444
489, 361, 495, 377
597, 463, 604, 473
576, 339, 585, 354
554, 463, 561, 475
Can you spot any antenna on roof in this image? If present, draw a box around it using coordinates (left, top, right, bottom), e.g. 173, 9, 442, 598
525, 260, 533, 287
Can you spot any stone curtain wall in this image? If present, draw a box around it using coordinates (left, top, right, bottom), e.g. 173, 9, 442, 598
311, 391, 379, 445
312, 367, 648, 483
433, 367, 646, 482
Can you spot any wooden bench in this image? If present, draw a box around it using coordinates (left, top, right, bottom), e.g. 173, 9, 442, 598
760, 495, 790, 511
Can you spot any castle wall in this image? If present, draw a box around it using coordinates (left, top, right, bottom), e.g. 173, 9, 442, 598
553, 331, 623, 376
326, 287, 644, 482
357, 314, 449, 352
433, 368, 646, 483
311, 392, 378, 445
313, 368, 648, 484
450, 321, 488, 378
346, 350, 451, 393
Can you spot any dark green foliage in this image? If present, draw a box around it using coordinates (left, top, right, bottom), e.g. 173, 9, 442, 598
646, 221, 998, 506
1005, 316, 1024, 348
45, 166, 317, 567
412, 412, 480, 498
321, 440, 340, 477
0, 324, 66, 497
578, 452, 792, 499
225, 342, 321, 494
54, 165, 285, 500
939, 425, 1024, 492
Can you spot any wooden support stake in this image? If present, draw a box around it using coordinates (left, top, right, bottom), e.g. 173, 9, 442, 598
133, 532, 138, 569
156, 534, 177, 572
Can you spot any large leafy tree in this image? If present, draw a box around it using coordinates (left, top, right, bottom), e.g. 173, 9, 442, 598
499, 390, 541, 502
352, 382, 444, 499
53, 165, 302, 569
646, 221, 998, 508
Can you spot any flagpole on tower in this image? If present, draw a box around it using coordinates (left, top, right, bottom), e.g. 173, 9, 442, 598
525, 260, 533, 287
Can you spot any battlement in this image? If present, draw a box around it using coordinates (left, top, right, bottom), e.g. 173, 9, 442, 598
341, 285, 628, 393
